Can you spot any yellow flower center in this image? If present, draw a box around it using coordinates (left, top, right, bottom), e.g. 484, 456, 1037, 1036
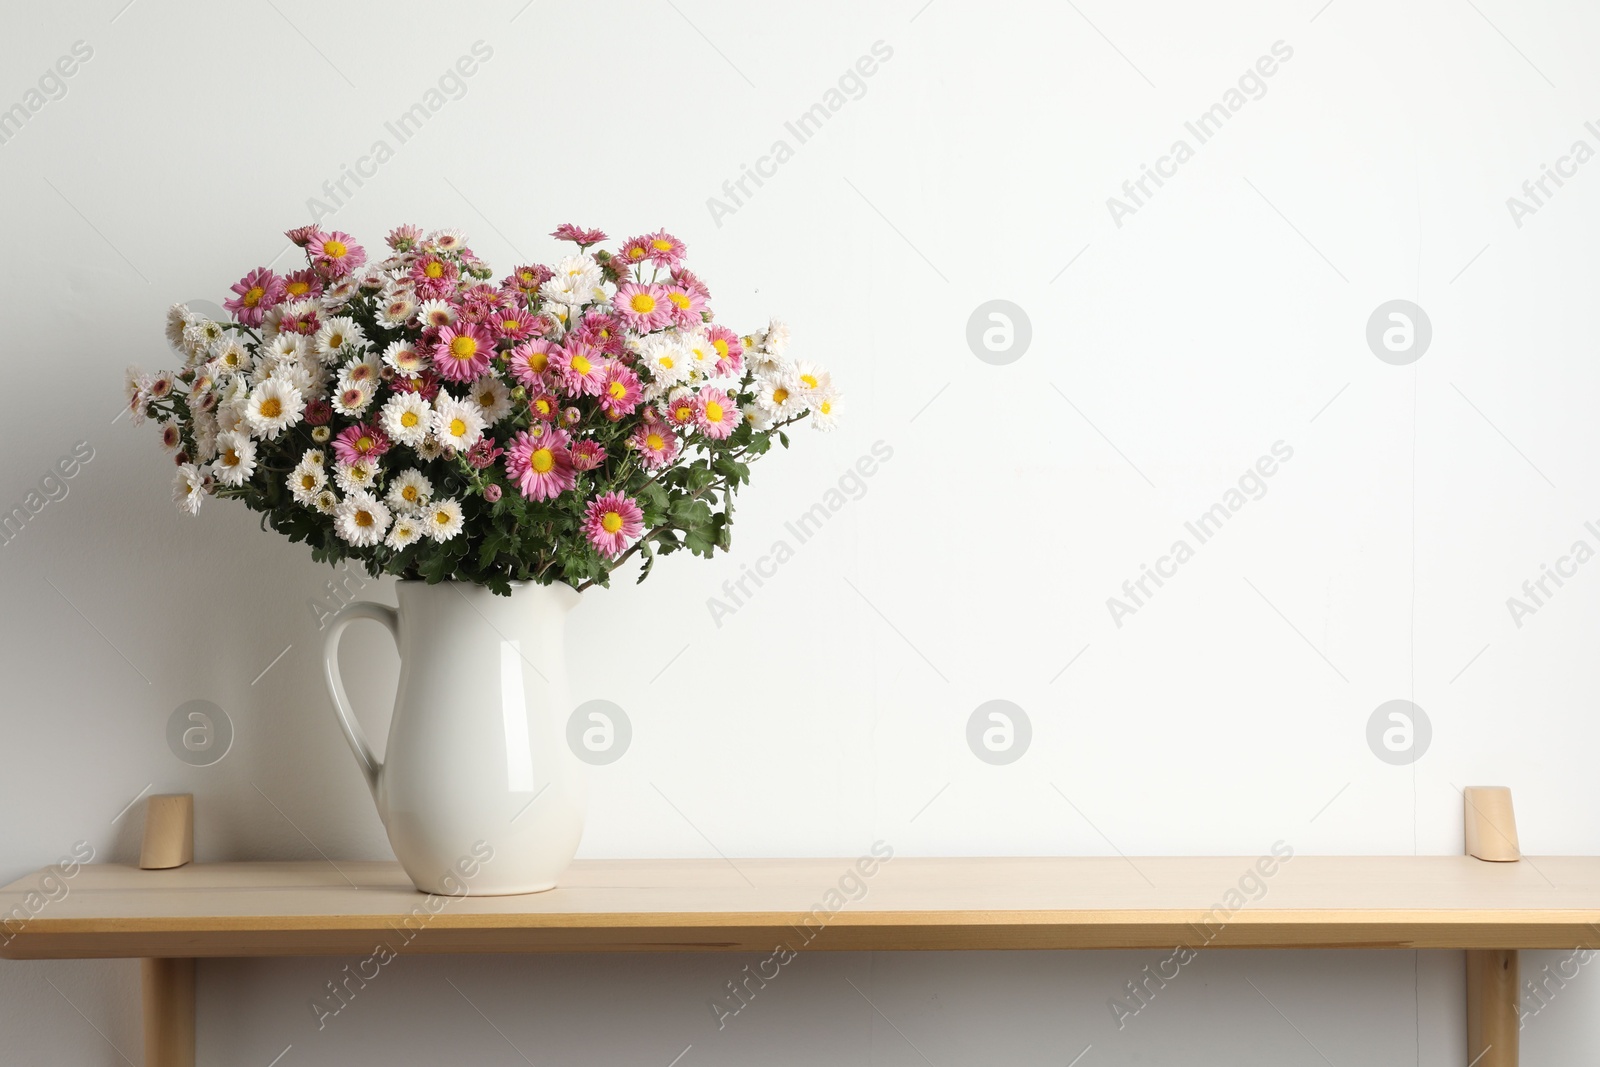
674, 405, 692, 421
629, 292, 656, 314
243, 286, 265, 307
771, 388, 788, 405
527, 351, 548, 373
434, 510, 450, 525
479, 389, 496, 407
645, 432, 664, 451
222, 450, 240, 467
425, 261, 444, 278
602, 511, 623, 533
571, 355, 591, 375
323, 239, 347, 258
286, 280, 309, 296
608, 381, 627, 400
713, 338, 729, 358
667, 291, 691, 310
800, 374, 818, 389
299, 474, 316, 489
705, 401, 723, 422
355, 434, 373, 452
651, 239, 674, 252
659, 356, 675, 370
449, 418, 467, 437
502, 318, 520, 331
329, 331, 346, 348
259, 397, 282, 418
354, 510, 373, 528
450, 336, 478, 361
402, 485, 419, 502
400, 411, 419, 428
534, 398, 551, 416
628, 247, 646, 259
820, 399, 832, 414
531, 448, 553, 473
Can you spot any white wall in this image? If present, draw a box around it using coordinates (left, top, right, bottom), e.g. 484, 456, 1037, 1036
3, 0, 1600, 1062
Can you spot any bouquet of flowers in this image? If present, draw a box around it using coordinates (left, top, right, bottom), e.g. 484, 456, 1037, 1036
127, 223, 838, 593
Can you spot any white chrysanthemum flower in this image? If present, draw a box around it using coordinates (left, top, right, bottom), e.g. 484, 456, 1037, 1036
764, 318, 791, 357
423, 498, 465, 541
314, 316, 364, 362
336, 353, 382, 394
157, 419, 181, 452
790, 360, 832, 400
640, 335, 691, 388
212, 431, 257, 487
211, 336, 250, 375
214, 399, 248, 436
301, 448, 326, 467
333, 381, 375, 417
539, 255, 604, 306
287, 458, 327, 505
192, 410, 219, 462
385, 468, 433, 513
380, 294, 416, 327
268, 332, 304, 361
173, 463, 207, 514
165, 304, 191, 351
809, 389, 840, 431
323, 277, 359, 306
313, 488, 338, 514
431, 393, 485, 452
741, 401, 774, 432
265, 356, 314, 394
334, 491, 390, 547
386, 515, 423, 550
245, 379, 304, 439
417, 299, 456, 328
681, 330, 718, 379
755, 372, 805, 419
382, 340, 425, 376
379, 391, 431, 447
428, 228, 468, 252
334, 457, 380, 494
467, 375, 512, 424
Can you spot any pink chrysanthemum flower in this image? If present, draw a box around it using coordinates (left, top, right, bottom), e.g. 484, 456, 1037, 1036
644, 230, 686, 266
598, 364, 642, 420
504, 264, 553, 297
614, 282, 672, 333
583, 492, 643, 557
504, 429, 575, 502
410, 253, 459, 298
332, 422, 391, 465
386, 224, 424, 251
508, 340, 558, 389
432, 322, 494, 382
281, 305, 320, 336
527, 392, 560, 423
281, 269, 323, 301
666, 393, 699, 428
552, 342, 606, 397
630, 423, 680, 470
303, 399, 332, 426
483, 483, 503, 503
663, 285, 706, 329
466, 437, 505, 470
285, 225, 320, 248
308, 231, 366, 276
225, 267, 285, 326
697, 388, 738, 439
490, 305, 538, 342
551, 223, 607, 245
705, 325, 745, 376
618, 235, 653, 268
671, 266, 712, 300
574, 310, 627, 357
570, 439, 606, 471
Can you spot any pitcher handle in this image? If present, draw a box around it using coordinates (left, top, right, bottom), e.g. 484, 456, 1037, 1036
322, 600, 398, 798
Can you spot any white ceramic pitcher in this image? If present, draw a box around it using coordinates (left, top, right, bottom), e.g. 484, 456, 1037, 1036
322, 580, 586, 894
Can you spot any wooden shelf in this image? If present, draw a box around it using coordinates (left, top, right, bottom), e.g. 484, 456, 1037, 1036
6, 854, 1600, 960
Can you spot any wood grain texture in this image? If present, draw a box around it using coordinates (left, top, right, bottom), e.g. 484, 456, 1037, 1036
139, 794, 193, 871
1464, 787, 1521, 862
141, 958, 195, 1067
1466, 948, 1518, 1067
4, 856, 1600, 958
